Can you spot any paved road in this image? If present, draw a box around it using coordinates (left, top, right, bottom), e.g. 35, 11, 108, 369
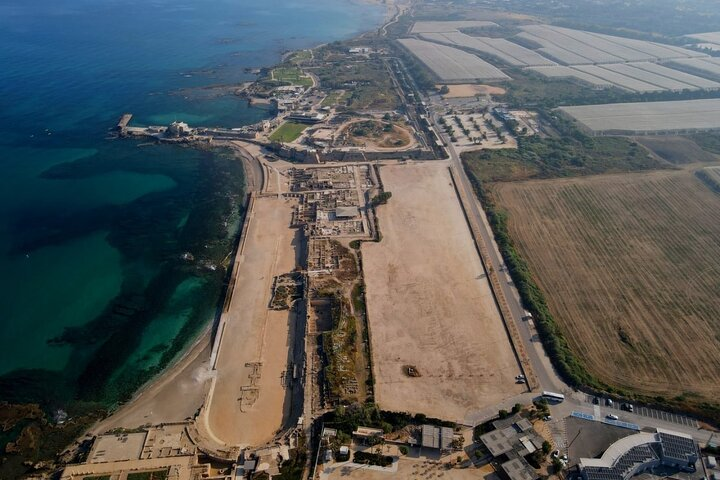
421, 95, 715, 445
578, 393, 699, 428
380, 52, 718, 446
550, 391, 714, 446
426, 101, 566, 396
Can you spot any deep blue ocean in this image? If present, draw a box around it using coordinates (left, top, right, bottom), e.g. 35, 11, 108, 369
0, 0, 383, 408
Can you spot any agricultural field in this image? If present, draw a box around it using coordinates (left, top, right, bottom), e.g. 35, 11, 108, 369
414, 22, 720, 94
667, 57, 720, 80
410, 20, 498, 34
529, 62, 720, 93
491, 168, 720, 405
559, 98, 720, 134
397, 38, 510, 82
527, 66, 614, 88
570, 65, 664, 93
419, 32, 555, 67
599, 63, 701, 91
518, 25, 704, 65
687, 31, 720, 50
362, 163, 524, 424
627, 62, 720, 89
508, 25, 720, 93
699, 166, 720, 191
519, 26, 622, 64
269, 122, 308, 143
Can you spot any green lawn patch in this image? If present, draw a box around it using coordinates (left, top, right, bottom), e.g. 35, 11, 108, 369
321, 91, 346, 107
269, 122, 308, 143
287, 50, 312, 64
272, 66, 313, 87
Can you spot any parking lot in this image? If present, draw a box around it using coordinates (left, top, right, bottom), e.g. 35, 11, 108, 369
583, 395, 698, 428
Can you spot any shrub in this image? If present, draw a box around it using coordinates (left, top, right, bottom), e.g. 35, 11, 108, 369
371, 191, 392, 206
353, 451, 393, 467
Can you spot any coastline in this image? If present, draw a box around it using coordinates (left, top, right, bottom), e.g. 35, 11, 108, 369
89, 142, 265, 434
84, 0, 395, 433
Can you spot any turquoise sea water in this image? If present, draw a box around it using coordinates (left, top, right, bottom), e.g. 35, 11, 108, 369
0, 0, 383, 408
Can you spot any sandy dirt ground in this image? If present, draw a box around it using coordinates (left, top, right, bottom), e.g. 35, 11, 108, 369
202, 196, 300, 448
322, 438, 494, 480
494, 167, 720, 401
439, 84, 507, 98
338, 119, 418, 151
362, 163, 524, 424
91, 331, 213, 434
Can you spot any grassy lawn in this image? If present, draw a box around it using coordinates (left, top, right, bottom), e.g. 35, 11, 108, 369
287, 50, 312, 64
272, 66, 313, 87
321, 90, 346, 107
269, 122, 308, 143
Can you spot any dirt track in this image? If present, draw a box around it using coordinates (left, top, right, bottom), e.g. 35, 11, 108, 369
203, 196, 300, 448
362, 163, 524, 424
494, 168, 720, 401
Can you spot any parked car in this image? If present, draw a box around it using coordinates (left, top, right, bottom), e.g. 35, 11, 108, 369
605, 398, 614, 406
606, 414, 619, 420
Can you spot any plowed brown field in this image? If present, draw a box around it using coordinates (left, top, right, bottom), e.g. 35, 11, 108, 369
494, 168, 720, 401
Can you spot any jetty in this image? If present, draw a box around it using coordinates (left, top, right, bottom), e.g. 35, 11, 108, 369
116, 113, 133, 136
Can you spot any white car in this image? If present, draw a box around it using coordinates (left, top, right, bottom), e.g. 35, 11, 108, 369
606, 414, 619, 421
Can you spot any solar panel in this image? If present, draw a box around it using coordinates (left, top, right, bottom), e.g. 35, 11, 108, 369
658, 431, 697, 463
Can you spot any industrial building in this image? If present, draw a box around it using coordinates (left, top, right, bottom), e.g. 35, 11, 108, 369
479, 415, 543, 480
420, 424, 454, 451
578, 428, 699, 480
